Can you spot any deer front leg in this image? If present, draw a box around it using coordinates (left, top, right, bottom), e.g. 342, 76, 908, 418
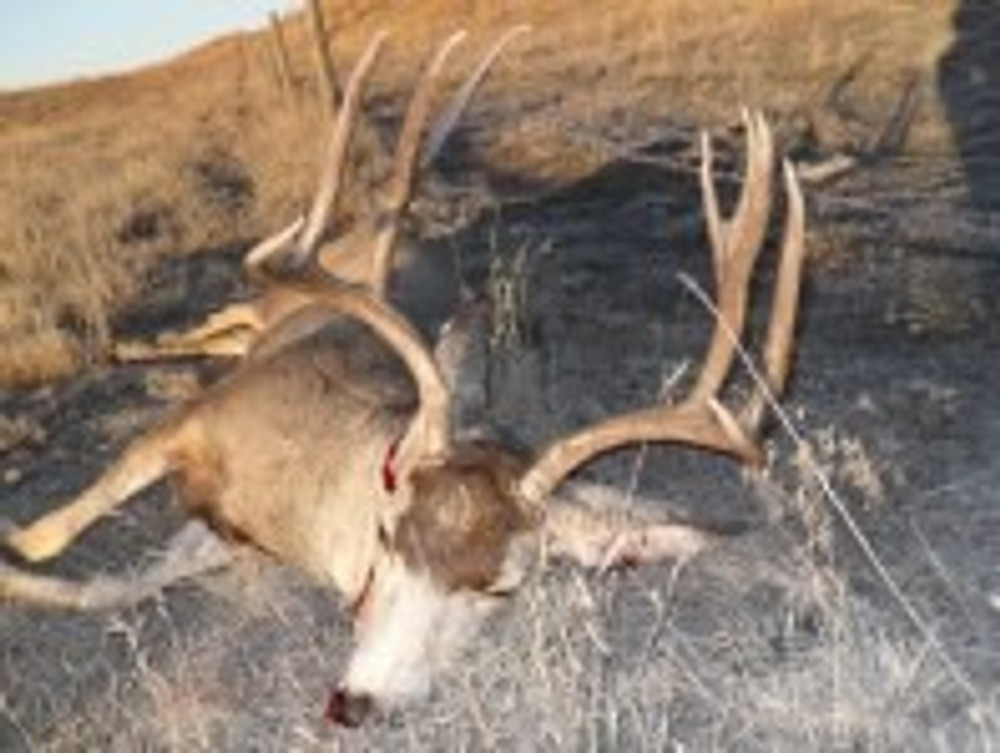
2, 423, 180, 563
543, 483, 723, 571
0, 520, 232, 609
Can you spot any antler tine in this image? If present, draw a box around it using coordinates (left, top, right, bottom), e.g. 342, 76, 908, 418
299, 31, 390, 255
741, 159, 807, 433
729, 109, 775, 265
699, 111, 774, 279
690, 110, 775, 401
280, 267, 452, 460
380, 30, 468, 215
699, 130, 724, 278
244, 216, 307, 284
369, 30, 468, 294
420, 25, 531, 169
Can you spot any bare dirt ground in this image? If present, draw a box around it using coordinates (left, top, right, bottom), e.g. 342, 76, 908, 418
1, 1, 998, 750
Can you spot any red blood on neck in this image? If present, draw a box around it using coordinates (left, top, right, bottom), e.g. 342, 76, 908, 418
381, 435, 402, 493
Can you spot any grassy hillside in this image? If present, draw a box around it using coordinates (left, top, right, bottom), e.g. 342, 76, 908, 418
0, 0, 956, 385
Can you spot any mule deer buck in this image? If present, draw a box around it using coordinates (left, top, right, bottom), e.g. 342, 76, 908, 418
0, 32, 806, 727
113, 27, 527, 363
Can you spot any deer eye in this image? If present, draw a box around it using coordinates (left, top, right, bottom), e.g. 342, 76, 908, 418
482, 584, 516, 600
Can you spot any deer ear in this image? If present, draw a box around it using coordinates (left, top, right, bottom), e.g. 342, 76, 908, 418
433, 293, 490, 434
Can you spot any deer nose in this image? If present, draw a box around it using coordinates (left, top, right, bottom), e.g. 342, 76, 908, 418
325, 687, 375, 727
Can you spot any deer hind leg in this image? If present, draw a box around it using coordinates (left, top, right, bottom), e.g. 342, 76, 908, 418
543, 482, 725, 571
2, 421, 183, 563
113, 302, 263, 362
0, 520, 232, 610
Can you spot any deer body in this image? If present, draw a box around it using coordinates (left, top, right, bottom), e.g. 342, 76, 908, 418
171, 318, 412, 598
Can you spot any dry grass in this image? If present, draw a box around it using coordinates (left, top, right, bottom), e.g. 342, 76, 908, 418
0, 0, 958, 386
1, 4, 995, 746
8, 453, 995, 751
0, 34, 321, 385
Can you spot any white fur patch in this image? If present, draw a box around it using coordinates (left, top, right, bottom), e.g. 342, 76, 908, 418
343, 563, 493, 705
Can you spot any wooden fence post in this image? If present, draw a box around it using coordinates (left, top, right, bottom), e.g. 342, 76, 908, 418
268, 11, 296, 101
306, 0, 342, 114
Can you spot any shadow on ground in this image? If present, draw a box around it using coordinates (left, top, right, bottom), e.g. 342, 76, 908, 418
939, 0, 1000, 209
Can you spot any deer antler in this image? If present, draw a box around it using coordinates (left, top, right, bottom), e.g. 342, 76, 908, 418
369, 26, 529, 295
419, 25, 531, 170
253, 32, 520, 463
243, 32, 388, 283
691, 109, 774, 400
369, 30, 469, 295
252, 31, 529, 463
299, 32, 390, 256
519, 113, 807, 507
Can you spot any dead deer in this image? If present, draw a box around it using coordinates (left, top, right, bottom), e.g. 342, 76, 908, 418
0, 32, 806, 728
113, 27, 527, 363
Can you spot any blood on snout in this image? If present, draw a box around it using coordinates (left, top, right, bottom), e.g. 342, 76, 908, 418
325, 687, 374, 727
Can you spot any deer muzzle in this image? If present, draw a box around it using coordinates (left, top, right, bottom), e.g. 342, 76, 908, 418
326, 687, 375, 727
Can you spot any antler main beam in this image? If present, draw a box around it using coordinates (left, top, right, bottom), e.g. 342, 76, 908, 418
274, 266, 452, 459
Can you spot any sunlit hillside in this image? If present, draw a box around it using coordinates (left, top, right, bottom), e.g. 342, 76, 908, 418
0, 0, 956, 385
